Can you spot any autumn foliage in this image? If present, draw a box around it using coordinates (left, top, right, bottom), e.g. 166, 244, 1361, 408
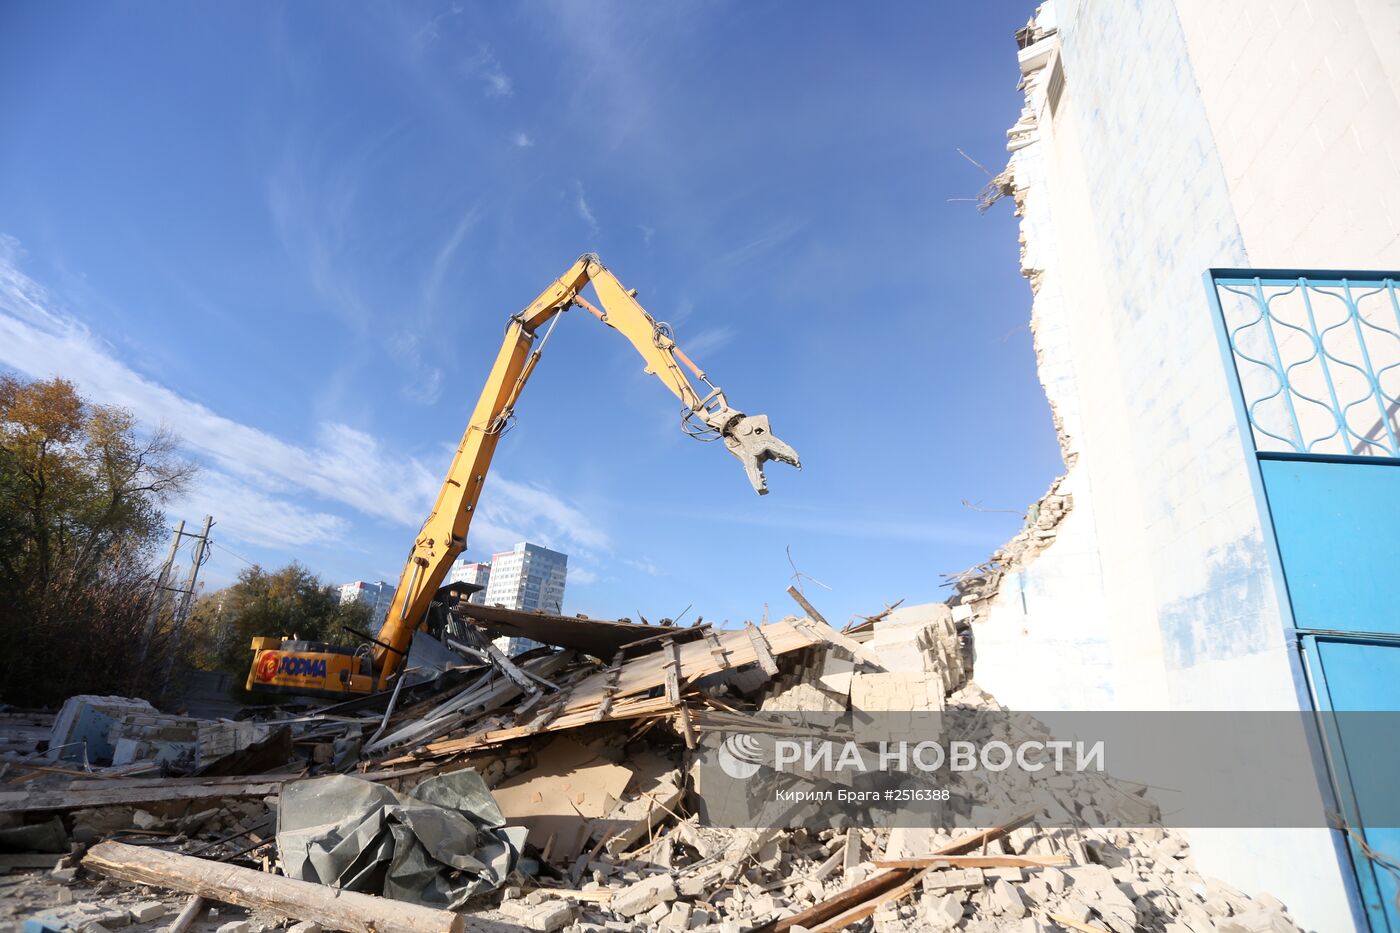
0, 375, 195, 705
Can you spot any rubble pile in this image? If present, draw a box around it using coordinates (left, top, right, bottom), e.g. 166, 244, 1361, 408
0, 590, 1302, 933
942, 477, 1073, 634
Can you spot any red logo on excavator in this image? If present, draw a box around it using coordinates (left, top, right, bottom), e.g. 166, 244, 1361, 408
256, 653, 281, 682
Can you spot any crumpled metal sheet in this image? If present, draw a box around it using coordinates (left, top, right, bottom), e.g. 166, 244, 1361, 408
276, 769, 524, 909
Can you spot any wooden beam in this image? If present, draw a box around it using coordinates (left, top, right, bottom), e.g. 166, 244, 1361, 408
84, 841, 463, 933
809, 867, 932, 933
0, 777, 290, 814
663, 638, 682, 705
789, 614, 884, 670
872, 854, 1069, 869
166, 896, 204, 933
675, 701, 697, 750
703, 628, 730, 669
744, 621, 779, 675
785, 585, 833, 627
384, 619, 827, 763
757, 868, 914, 933
754, 813, 1037, 933
591, 651, 625, 723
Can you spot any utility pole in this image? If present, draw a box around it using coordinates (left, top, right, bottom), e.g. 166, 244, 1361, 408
160, 515, 214, 692
140, 519, 184, 666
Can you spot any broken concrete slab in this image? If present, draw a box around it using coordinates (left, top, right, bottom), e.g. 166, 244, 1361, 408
517, 901, 575, 932
610, 873, 677, 918
48, 697, 159, 765
125, 903, 167, 924
490, 737, 633, 862
992, 878, 1026, 918
924, 892, 964, 929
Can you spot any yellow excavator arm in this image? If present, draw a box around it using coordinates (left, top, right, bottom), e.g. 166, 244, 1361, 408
247, 254, 800, 697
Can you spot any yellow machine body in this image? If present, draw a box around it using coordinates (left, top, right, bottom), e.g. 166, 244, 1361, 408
246, 255, 799, 699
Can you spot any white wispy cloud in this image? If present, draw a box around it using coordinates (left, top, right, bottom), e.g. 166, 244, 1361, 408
411, 367, 445, 406
574, 181, 598, 231
483, 477, 608, 551
677, 325, 735, 359
166, 469, 349, 549
0, 238, 607, 559
266, 149, 373, 331
623, 556, 663, 577
513, 132, 533, 148
711, 219, 807, 270
638, 224, 655, 245
424, 205, 483, 311
567, 565, 599, 585
461, 45, 512, 97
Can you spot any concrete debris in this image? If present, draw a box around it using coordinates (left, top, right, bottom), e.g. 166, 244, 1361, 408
610, 873, 677, 917
943, 477, 1073, 631
991, 878, 1026, 917
0, 599, 1302, 933
125, 903, 167, 923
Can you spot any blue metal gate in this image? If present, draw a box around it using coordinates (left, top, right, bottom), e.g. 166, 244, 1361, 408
1208, 270, 1400, 931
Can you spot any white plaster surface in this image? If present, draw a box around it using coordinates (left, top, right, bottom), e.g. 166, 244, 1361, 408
976, 1, 1400, 927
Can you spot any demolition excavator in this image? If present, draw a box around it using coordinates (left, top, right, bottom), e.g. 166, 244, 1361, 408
246, 254, 801, 698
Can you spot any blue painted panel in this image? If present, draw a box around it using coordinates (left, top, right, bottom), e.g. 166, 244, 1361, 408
1309, 638, 1400, 930
1261, 457, 1400, 635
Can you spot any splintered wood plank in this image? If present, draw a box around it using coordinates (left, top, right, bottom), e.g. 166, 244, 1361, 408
385, 620, 827, 762
703, 627, 731, 669
84, 842, 462, 933
754, 814, 1038, 933
872, 854, 1069, 869
591, 651, 625, 723
663, 638, 682, 705
744, 621, 780, 675
808, 868, 932, 933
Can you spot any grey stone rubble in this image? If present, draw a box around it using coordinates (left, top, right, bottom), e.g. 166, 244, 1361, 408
1, 592, 1302, 933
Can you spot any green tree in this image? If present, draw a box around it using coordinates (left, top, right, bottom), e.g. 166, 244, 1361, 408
186, 563, 371, 690
0, 375, 196, 705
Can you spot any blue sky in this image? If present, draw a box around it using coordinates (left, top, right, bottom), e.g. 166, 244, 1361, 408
0, 1, 1055, 628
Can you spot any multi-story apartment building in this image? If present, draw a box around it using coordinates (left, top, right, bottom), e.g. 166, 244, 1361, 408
478, 542, 568, 655
336, 580, 394, 625
446, 559, 491, 604
482, 542, 567, 614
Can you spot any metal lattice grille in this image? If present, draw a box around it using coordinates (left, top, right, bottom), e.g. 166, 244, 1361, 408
1213, 272, 1400, 457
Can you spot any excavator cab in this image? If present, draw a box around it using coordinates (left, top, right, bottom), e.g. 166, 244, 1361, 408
246, 636, 376, 698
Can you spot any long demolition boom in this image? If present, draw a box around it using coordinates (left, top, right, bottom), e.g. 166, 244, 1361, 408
366, 254, 799, 689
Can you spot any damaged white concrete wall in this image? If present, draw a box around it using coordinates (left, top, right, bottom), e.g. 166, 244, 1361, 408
972, 1, 1400, 929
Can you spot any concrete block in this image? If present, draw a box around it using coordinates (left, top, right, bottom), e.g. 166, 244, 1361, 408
658, 903, 692, 932
924, 892, 964, 929
215, 923, 249, 933
992, 879, 1026, 918
49, 696, 157, 763
610, 874, 677, 918
196, 721, 275, 769
923, 868, 984, 892
520, 901, 575, 933
125, 905, 167, 924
